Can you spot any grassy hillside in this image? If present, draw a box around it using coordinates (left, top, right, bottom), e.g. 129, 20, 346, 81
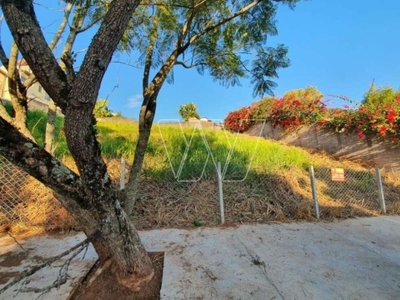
13, 110, 400, 230
96, 120, 314, 181
28, 111, 316, 179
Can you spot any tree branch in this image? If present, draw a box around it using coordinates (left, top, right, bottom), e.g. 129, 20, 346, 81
174, 60, 205, 69
8, 42, 23, 96
21, 1, 73, 93
139, 1, 192, 9
111, 60, 141, 69
0, 116, 96, 227
68, 0, 141, 107
183, 0, 262, 51
1, 0, 70, 112
75, 14, 104, 33
48, 1, 74, 50
142, 5, 160, 92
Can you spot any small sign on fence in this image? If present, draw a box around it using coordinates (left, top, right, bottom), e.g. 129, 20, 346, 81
331, 168, 345, 182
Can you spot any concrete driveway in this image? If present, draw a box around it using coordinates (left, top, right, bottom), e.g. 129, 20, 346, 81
1, 216, 400, 299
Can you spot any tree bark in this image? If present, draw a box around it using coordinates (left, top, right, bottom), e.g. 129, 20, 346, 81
125, 94, 157, 214
44, 99, 57, 153
0, 116, 154, 289
1, 0, 154, 291
45, 1, 74, 154
7, 42, 36, 141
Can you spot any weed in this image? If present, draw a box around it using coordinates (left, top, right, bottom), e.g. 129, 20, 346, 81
193, 220, 202, 227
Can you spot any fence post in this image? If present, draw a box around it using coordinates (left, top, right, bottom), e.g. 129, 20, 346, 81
217, 161, 225, 224
120, 157, 126, 191
309, 166, 320, 219
375, 168, 386, 213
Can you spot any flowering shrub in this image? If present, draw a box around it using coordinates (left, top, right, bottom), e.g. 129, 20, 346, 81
224, 106, 257, 132
319, 108, 357, 133
250, 97, 275, 120
320, 94, 400, 142
224, 88, 400, 143
268, 94, 326, 131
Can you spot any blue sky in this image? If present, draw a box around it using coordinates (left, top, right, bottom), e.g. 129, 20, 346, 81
2, 0, 400, 122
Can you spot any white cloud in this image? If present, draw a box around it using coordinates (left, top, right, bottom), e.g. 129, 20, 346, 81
127, 94, 142, 109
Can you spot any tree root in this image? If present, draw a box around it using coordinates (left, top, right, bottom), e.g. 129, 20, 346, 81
116, 269, 155, 292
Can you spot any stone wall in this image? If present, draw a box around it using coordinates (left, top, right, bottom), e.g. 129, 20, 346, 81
248, 122, 400, 174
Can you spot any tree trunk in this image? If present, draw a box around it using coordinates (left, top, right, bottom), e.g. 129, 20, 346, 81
88, 198, 154, 290
125, 51, 179, 214
7, 42, 36, 141
1, 0, 153, 291
44, 99, 57, 153
64, 106, 154, 289
125, 94, 157, 215
0, 113, 154, 290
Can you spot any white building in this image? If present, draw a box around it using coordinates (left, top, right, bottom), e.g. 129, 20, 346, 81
0, 60, 54, 112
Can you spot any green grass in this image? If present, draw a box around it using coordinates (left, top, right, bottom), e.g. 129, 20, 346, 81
19, 111, 315, 180
96, 122, 313, 181
27, 110, 67, 157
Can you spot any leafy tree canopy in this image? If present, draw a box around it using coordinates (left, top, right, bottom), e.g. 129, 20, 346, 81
362, 83, 400, 111
94, 99, 120, 118
121, 0, 299, 97
178, 102, 200, 120
282, 86, 323, 102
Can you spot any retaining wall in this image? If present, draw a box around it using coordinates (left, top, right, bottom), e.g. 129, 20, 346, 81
248, 123, 400, 174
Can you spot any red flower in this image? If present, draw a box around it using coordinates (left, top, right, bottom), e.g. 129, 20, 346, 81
379, 126, 387, 137
386, 111, 397, 124
357, 132, 366, 139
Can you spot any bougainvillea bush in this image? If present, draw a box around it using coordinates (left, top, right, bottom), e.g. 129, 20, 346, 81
268, 94, 326, 131
224, 87, 327, 133
223, 106, 258, 132
321, 94, 400, 142
224, 87, 400, 143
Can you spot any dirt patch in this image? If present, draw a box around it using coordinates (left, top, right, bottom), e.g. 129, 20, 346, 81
71, 252, 164, 300
0, 251, 28, 267
0, 271, 21, 285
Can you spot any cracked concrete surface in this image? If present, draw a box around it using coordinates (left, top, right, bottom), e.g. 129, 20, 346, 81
1, 216, 400, 299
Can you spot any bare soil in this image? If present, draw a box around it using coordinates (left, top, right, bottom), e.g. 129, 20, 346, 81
70, 252, 164, 300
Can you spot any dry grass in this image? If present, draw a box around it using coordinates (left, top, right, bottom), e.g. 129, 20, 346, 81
380, 172, 400, 214
8, 179, 76, 234
0, 158, 78, 234
2, 109, 398, 235
131, 164, 400, 230
1, 156, 400, 234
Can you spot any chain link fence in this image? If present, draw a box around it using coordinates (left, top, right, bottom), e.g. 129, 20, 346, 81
0, 155, 29, 226
132, 161, 400, 229
1, 153, 400, 232
312, 167, 383, 218
0, 155, 75, 232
